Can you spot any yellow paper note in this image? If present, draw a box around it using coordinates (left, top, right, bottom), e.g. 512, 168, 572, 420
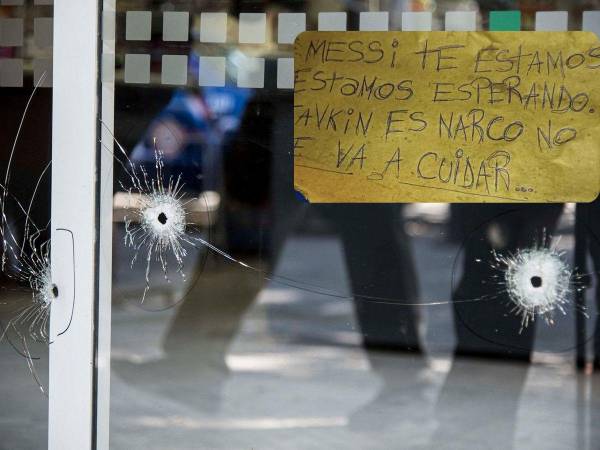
294, 31, 600, 203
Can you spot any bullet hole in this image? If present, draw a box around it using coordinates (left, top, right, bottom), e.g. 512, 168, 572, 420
530, 276, 542, 288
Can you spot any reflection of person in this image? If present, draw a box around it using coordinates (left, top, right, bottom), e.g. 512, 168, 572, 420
268, 90, 422, 351
586, 199, 600, 368
319, 204, 423, 351
431, 357, 527, 449
129, 89, 213, 194
129, 87, 252, 194
451, 204, 563, 359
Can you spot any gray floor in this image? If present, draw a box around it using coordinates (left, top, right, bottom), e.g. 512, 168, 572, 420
108, 234, 600, 450
2, 233, 600, 449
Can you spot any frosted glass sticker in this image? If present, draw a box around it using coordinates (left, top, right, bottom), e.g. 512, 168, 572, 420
237, 56, 264, 88
33, 58, 52, 87
535, 11, 568, 31
34, 18, 53, 48
278, 13, 306, 44
583, 11, 600, 38
402, 12, 432, 31
200, 12, 227, 43
163, 12, 189, 42
0, 18, 23, 47
0, 58, 22, 87
239, 13, 266, 44
318, 12, 347, 31
198, 56, 225, 86
124, 53, 150, 84
126, 11, 151, 41
161, 55, 188, 85
277, 57, 294, 89
445, 11, 476, 31
359, 12, 389, 31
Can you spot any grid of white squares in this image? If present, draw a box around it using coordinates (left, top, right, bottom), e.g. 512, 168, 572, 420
120, 9, 600, 45
119, 9, 600, 89
0, 13, 53, 86
199, 56, 267, 88
0, 16, 51, 48
0, 0, 52, 3
0, 8, 599, 89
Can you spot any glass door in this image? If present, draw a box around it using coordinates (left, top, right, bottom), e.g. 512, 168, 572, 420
4, 1, 600, 449
2, 1, 107, 449
99, 1, 600, 449
0, 1, 52, 448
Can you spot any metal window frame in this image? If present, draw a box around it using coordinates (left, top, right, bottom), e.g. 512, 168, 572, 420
49, 1, 112, 449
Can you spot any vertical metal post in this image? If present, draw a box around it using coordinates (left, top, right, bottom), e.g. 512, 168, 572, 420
97, 0, 116, 448
49, 1, 104, 449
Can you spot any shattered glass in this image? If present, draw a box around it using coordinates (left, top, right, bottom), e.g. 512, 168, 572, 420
1, 1, 600, 449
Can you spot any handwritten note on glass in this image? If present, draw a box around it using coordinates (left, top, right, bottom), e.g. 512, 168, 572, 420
294, 32, 600, 203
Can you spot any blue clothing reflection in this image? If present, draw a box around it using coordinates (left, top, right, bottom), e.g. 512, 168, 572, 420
130, 87, 251, 193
